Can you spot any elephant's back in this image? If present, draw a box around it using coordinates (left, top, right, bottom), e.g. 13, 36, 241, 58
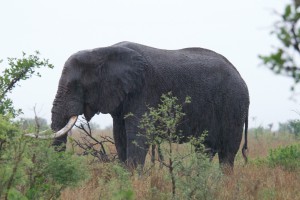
115, 41, 248, 97
117, 42, 240, 79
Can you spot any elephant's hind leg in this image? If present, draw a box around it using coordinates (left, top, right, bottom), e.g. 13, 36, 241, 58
218, 133, 242, 174
218, 151, 236, 174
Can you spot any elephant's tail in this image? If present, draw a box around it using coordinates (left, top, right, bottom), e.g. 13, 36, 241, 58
242, 115, 248, 164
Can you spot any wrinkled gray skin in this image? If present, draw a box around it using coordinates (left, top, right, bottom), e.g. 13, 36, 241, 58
51, 42, 249, 170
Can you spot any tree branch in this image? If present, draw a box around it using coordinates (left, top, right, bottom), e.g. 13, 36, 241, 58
72, 120, 116, 162
290, 21, 300, 54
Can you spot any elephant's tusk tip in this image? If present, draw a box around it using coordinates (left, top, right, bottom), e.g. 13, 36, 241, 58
24, 116, 78, 139
24, 130, 53, 139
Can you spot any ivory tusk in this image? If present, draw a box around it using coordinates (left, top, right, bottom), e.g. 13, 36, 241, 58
25, 116, 78, 139
24, 130, 49, 138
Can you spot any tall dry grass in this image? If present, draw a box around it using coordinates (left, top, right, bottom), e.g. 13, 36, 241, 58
60, 130, 300, 200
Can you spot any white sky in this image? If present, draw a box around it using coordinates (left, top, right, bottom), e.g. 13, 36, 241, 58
0, 0, 297, 129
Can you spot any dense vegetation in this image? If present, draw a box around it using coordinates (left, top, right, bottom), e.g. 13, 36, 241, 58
61, 124, 300, 200
0, 53, 88, 199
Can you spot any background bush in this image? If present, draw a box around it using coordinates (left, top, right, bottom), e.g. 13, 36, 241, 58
267, 144, 300, 171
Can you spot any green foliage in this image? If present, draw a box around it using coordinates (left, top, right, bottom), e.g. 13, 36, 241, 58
109, 165, 134, 200
175, 159, 221, 200
0, 115, 20, 152
98, 162, 134, 200
139, 92, 221, 199
0, 116, 89, 199
139, 92, 190, 147
0, 51, 53, 116
278, 119, 300, 137
250, 157, 266, 167
138, 92, 191, 198
267, 144, 300, 171
258, 188, 277, 200
259, 2, 300, 89
175, 137, 222, 200
0, 52, 89, 199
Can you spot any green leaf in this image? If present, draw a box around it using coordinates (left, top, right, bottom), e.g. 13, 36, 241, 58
283, 5, 292, 20
0, 51, 54, 116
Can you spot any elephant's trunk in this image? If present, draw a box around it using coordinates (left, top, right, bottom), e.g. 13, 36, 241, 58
25, 116, 78, 139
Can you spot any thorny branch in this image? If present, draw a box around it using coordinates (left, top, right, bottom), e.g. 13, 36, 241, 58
73, 119, 116, 162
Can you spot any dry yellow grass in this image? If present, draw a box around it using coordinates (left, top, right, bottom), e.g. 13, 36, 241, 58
215, 163, 300, 200
60, 131, 300, 200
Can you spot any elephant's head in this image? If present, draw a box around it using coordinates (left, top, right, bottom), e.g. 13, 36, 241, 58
50, 46, 146, 138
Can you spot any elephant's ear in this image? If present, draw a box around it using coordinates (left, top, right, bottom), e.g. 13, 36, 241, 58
99, 47, 147, 113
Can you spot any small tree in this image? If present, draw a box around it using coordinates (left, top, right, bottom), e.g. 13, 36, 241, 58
0, 52, 53, 156
138, 92, 190, 198
138, 92, 221, 199
0, 51, 53, 116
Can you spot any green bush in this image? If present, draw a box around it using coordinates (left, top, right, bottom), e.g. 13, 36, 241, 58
175, 149, 222, 200
0, 115, 20, 153
0, 115, 89, 199
267, 144, 300, 171
138, 92, 222, 199
98, 162, 134, 200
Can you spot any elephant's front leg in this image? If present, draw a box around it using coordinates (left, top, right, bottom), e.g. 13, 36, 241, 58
125, 118, 149, 168
113, 117, 127, 162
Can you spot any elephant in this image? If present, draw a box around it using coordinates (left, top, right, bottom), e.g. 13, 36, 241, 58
42, 42, 250, 171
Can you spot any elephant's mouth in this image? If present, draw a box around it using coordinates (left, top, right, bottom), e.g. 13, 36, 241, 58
25, 116, 78, 139
83, 103, 97, 121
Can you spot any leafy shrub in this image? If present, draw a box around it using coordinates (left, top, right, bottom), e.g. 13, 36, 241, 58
0, 116, 89, 199
0, 115, 20, 152
98, 162, 134, 200
138, 92, 222, 199
175, 140, 222, 200
267, 144, 300, 171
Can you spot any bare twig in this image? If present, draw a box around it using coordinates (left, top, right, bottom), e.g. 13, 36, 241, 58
72, 119, 116, 162
33, 105, 40, 134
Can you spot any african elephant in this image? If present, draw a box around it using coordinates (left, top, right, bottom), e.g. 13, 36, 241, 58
46, 42, 250, 170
